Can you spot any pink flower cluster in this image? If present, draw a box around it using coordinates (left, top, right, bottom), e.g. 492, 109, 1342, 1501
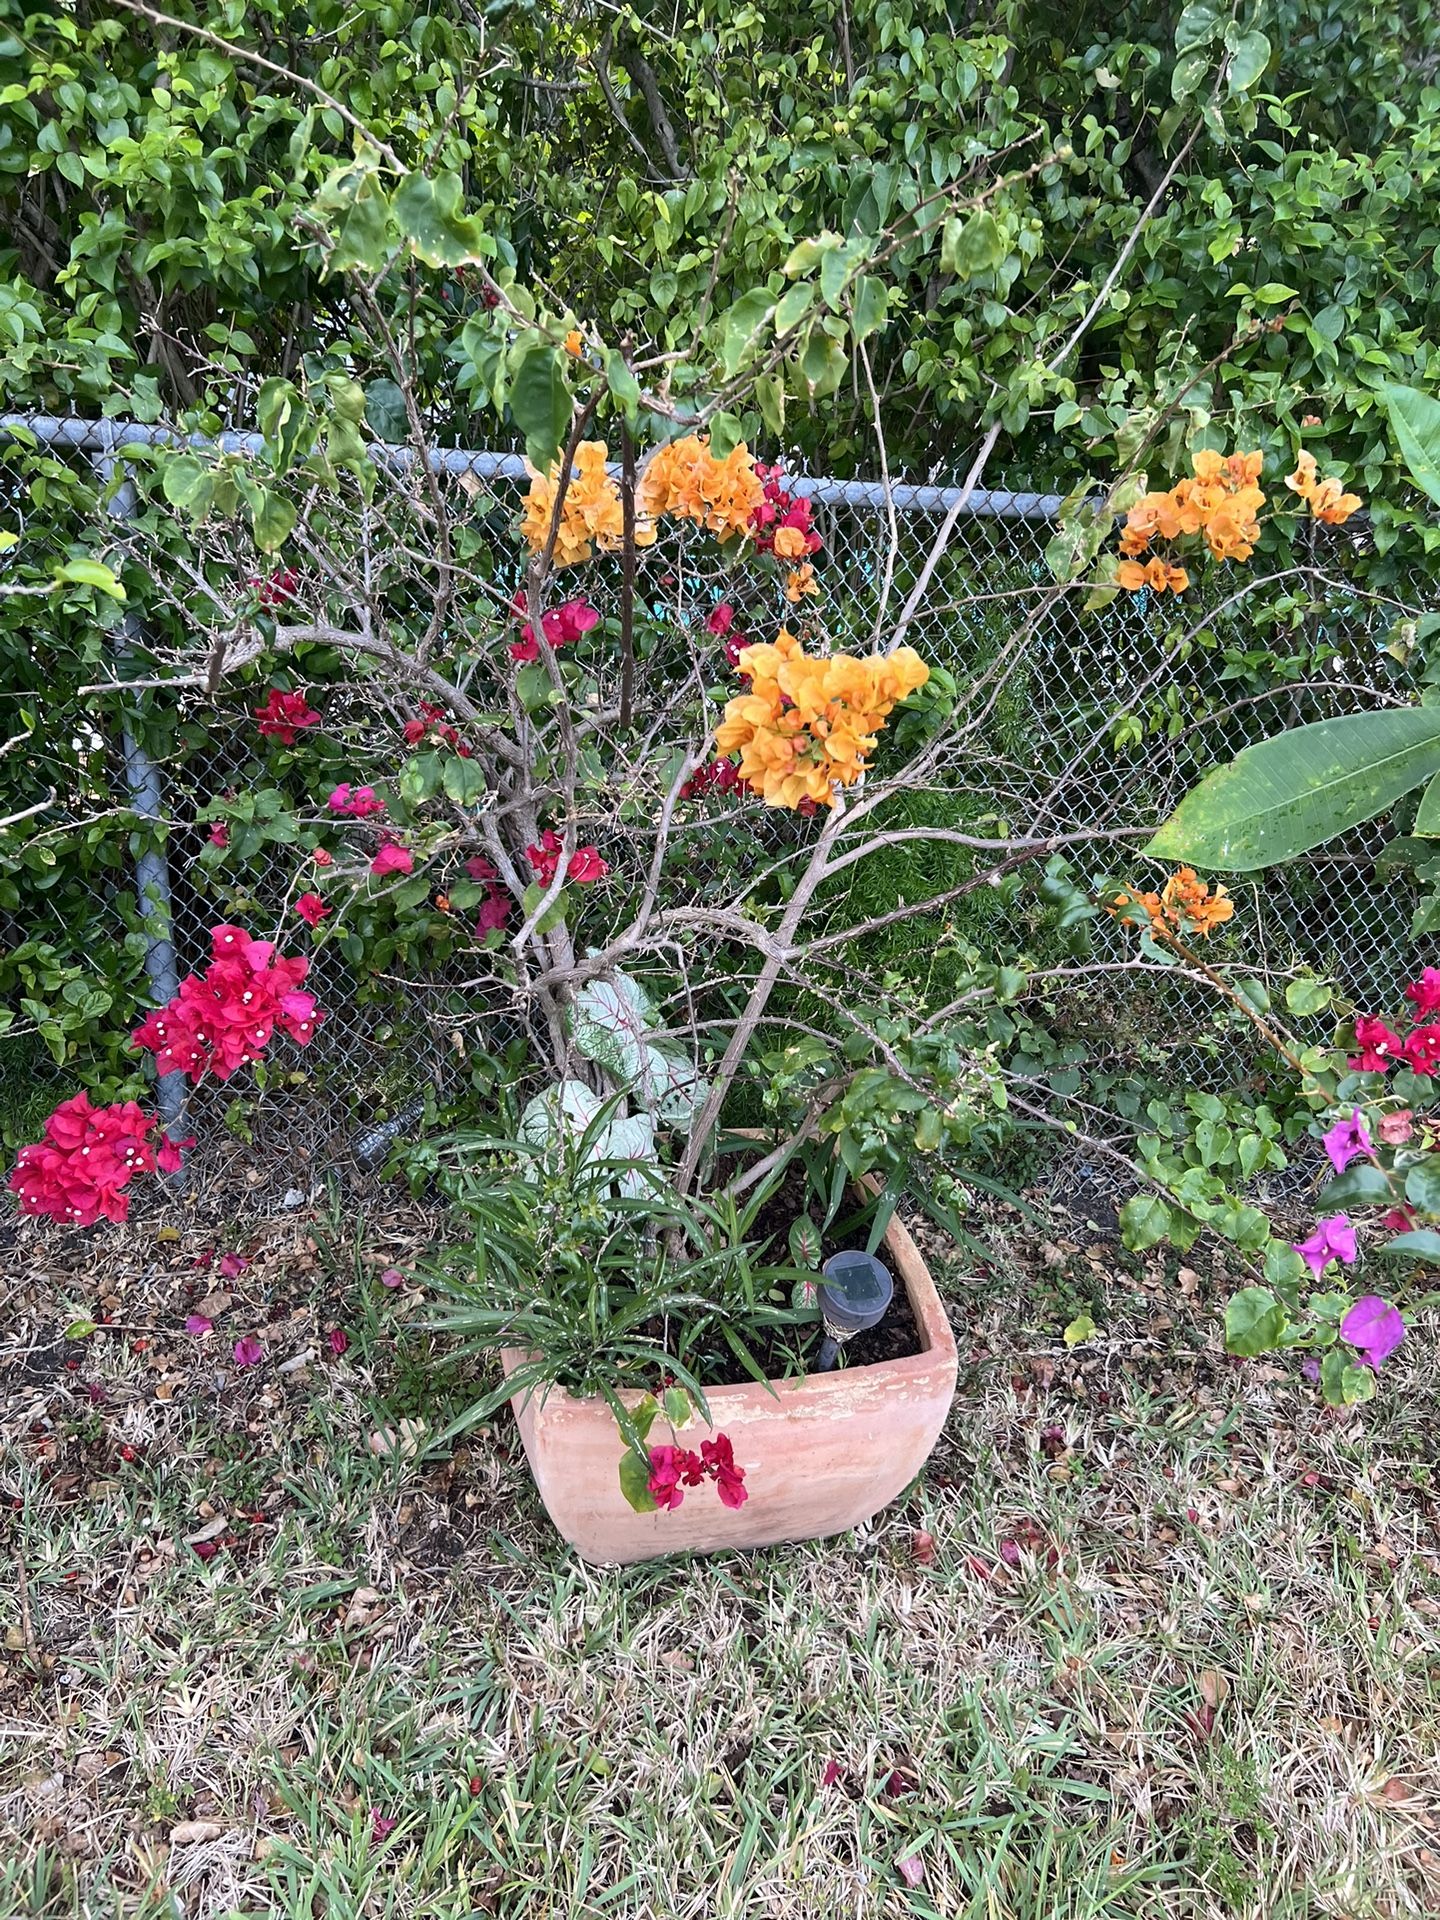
526, 830, 608, 887
509, 594, 600, 663
131, 925, 324, 1084
648, 1432, 748, 1511
402, 702, 472, 756
371, 842, 413, 877
328, 783, 386, 818
9, 1092, 189, 1227
705, 602, 750, 668
465, 855, 511, 934
748, 466, 823, 557
1350, 972, 1440, 1074
253, 688, 320, 743
680, 757, 740, 800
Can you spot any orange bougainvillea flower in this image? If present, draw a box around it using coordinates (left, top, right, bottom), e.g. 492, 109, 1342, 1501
1118, 449, 1265, 569
563, 329, 584, 357
1109, 867, 1234, 939
1286, 449, 1361, 525
637, 434, 765, 541
772, 524, 810, 560
520, 441, 658, 568
713, 630, 928, 809
784, 563, 820, 602
1117, 557, 1188, 594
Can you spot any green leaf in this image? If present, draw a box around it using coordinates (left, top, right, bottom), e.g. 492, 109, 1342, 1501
515, 662, 558, 711
364, 378, 408, 442
1250, 282, 1297, 305
1382, 386, 1440, 508
1224, 1285, 1286, 1357
1175, 0, 1222, 51
605, 350, 641, 426
160, 453, 214, 517
1119, 1192, 1172, 1251
940, 209, 1006, 278
1318, 1162, 1395, 1209
720, 288, 773, 377
1284, 978, 1333, 1016
708, 411, 742, 461
392, 171, 487, 267
441, 756, 486, 806
1171, 47, 1211, 100
1378, 1228, 1440, 1263
1404, 1160, 1440, 1212
1147, 711, 1440, 870
53, 557, 125, 600
1064, 1312, 1097, 1346
618, 1447, 657, 1513
65, 1318, 98, 1340
520, 879, 568, 934
851, 274, 887, 343
508, 347, 573, 467
661, 1386, 692, 1429
1320, 1347, 1376, 1405
329, 177, 392, 275
1415, 769, 1440, 836
1225, 28, 1271, 93
251, 489, 296, 554
774, 282, 814, 335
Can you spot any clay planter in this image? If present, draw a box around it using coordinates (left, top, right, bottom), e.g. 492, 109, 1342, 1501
499, 1209, 957, 1566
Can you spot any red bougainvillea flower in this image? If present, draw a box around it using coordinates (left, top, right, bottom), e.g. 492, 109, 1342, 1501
749, 464, 823, 558
1321, 1109, 1372, 1175
647, 1445, 695, 1511
131, 925, 323, 1085
526, 830, 608, 887
1340, 1294, 1405, 1368
207, 822, 229, 849
1292, 1214, 1358, 1279
295, 892, 329, 928
1381, 1206, 1416, 1231
1405, 968, 1440, 1017
253, 688, 320, 743
1403, 1024, 1440, 1076
328, 783, 386, 818
233, 1335, 264, 1367
700, 1432, 749, 1508
8, 1093, 192, 1227
465, 855, 499, 882
402, 703, 471, 755
1350, 1017, 1403, 1072
567, 846, 609, 884
475, 891, 510, 934
680, 757, 741, 800
250, 566, 300, 609
370, 843, 414, 877
707, 602, 736, 636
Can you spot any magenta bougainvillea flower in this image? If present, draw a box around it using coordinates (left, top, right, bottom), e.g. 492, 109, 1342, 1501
295, 891, 329, 927
253, 687, 320, 743
219, 1252, 249, 1279
328, 783, 386, 818
475, 891, 510, 934
1321, 1109, 1372, 1175
370, 843, 414, 877
1340, 1295, 1405, 1368
369, 1810, 397, 1842
233, 1335, 264, 1367
8, 1093, 191, 1226
1403, 1023, 1440, 1076
185, 1314, 213, 1337
509, 595, 601, 662
327, 1327, 349, 1357
1405, 968, 1440, 1016
207, 822, 229, 848
1349, 1018, 1403, 1072
648, 1432, 748, 1512
131, 925, 323, 1084
1292, 1214, 1358, 1278
700, 1431, 748, 1508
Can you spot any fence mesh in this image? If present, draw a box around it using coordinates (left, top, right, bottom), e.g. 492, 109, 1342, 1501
2, 419, 1435, 1183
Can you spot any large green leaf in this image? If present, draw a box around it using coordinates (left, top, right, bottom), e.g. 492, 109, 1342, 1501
1382, 385, 1440, 507
508, 346, 573, 467
1147, 710, 1440, 871
391, 171, 488, 267
1224, 1285, 1286, 1357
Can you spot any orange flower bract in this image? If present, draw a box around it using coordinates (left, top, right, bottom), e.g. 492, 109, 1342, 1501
637, 433, 765, 541
1109, 867, 1235, 940
1286, 448, 1362, 525
520, 441, 657, 569
714, 631, 929, 809
1118, 448, 1266, 572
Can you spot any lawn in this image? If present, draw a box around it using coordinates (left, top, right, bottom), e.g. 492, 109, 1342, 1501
3, 1192, 1439, 1920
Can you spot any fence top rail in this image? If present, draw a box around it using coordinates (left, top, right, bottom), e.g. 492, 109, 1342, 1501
0, 412, 1063, 521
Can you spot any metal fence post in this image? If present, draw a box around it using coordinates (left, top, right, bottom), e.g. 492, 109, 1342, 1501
93, 431, 188, 1155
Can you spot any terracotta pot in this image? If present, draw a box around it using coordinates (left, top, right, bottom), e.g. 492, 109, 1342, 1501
499, 1206, 957, 1566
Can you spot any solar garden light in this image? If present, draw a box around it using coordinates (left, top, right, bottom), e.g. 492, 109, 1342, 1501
815, 1250, 894, 1371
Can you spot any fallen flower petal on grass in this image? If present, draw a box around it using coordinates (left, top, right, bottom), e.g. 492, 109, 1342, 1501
328, 1327, 349, 1357
184, 1315, 213, 1337
233, 1335, 264, 1367
896, 1854, 925, 1888
379, 1267, 404, 1289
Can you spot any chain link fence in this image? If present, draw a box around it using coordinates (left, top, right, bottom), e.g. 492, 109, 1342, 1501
1, 414, 1435, 1181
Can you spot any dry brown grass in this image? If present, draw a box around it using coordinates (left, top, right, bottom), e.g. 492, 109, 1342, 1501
2, 1196, 1439, 1919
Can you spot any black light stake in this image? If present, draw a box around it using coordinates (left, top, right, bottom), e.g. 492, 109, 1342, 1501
815, 1250, 894, 1371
